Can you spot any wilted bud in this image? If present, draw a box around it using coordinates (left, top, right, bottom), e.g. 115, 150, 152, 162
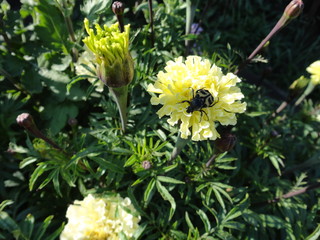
112, 1, 124, 15
284, 0, 304, 19
215, 132, 237, 153
142, 160, 152, 170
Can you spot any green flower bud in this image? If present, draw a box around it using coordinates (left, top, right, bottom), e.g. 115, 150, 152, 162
83, 18, 134, 88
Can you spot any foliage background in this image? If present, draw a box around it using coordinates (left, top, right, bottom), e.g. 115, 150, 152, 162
0, 0, 320, 239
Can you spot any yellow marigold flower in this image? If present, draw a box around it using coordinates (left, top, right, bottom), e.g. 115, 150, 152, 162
147, 56, 247, 141
306, 60, 320, 85
75, 49, 104, 92
83, 18, 134, 88
60, 194, 140, 240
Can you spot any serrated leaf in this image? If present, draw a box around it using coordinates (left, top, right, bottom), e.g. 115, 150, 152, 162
42, 102, 78, 134
34, 0, 69, 52
21, 68, 43, 93
81, 0, 112, 22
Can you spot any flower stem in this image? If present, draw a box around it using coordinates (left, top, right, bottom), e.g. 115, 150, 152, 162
294, 81, 315, 106
112, 1, 125, 33
148, 0, 155, 48
170, 133, 190, 160
109, 86, 128, 132
235, 0, 304, 75
185, 0, 199, 56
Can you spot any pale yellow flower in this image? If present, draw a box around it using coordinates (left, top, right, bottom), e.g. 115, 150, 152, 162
83, 18, 134, 88
60, 194, 140, 240
306, 60, 320, 85
147, 56, 247, 141
75, 49, 104, 92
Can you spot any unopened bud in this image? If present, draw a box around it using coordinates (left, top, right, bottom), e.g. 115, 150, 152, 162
16, 113, 38, 133
270, 130, 280, 138
112, 1, 124, 15
68, 118, 78, 127
284, 0, 304, 19
142, 160, 152, 170
215, 132, 237, 153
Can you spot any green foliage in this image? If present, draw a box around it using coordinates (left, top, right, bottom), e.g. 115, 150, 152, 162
1, 0, 320, 239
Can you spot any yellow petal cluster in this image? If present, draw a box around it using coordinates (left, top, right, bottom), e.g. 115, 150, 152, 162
82, 18, 134, 88
60, 194, 140, 240
306, 60, 320, 85
147, 56, 247, 141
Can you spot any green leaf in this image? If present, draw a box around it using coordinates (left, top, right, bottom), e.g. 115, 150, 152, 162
157, 176, 185, 185
21, 68, 43, 94
156, 180, 176, 220
39, 68, 70, 101
29, 163, 49, 191
20, 157, 37, 169
212, 188, 225, 210
42, 102, 78, 134
0, 200, 14, 212
306, 224, 320, 240
33, 215, 54, 240
0, 212, 19, 232
81, 0, 112, 22
197, 209, 211, 232
144, 178, 156, 204
185, 211, 195, 230
259, 214, 285, 229
34, 0, 69, 52
45, 223, 65, 240
52, 169, 62, 196
91, 157, 125, 173
269, 155, 283, 175
162, 163, 178, 173
19, 214, 34, 239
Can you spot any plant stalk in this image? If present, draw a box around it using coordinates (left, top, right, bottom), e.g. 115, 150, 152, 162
109, 86, 128, 132
170, 133, 190, 160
